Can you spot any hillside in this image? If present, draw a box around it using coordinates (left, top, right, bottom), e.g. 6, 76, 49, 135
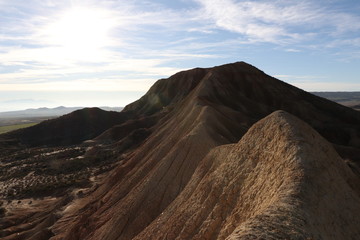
0, 106, 124, 128
1, 62, 360, 240
133, 111, 360, 239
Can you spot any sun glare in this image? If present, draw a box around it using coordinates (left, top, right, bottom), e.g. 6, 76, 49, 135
44, 7, 114, 61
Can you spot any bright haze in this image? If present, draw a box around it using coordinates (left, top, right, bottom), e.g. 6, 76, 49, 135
0, 0, 359, 112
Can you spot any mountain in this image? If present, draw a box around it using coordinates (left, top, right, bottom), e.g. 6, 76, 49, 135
0, 106, 124, 128
0, 62, 360, 240
4, 108, 129, 146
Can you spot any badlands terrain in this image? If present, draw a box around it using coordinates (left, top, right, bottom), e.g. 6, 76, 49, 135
0, 62, 360, 239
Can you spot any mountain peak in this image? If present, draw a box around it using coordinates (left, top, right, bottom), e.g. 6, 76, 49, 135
213, 61, 265, 73
122, 61, 269, 115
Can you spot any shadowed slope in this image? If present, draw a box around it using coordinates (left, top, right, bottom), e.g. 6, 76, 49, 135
133, 111, 360, 239
123, 67, 208, 115
1, 108, 130, 147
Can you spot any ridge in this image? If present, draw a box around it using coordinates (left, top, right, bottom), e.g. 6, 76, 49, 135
133, 110, 360, 239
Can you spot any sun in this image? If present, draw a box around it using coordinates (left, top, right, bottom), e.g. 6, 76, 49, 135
44, 7, 114, 60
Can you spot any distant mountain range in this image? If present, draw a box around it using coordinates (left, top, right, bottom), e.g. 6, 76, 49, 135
0, 106, 123, 119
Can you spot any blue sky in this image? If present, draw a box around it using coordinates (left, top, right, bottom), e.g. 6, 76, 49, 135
0, 0, 359, 111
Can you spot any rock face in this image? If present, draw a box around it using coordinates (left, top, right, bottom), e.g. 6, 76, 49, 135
1, 62, 360, 239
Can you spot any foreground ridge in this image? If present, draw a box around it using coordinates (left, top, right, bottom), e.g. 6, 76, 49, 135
134, 111, 360, 239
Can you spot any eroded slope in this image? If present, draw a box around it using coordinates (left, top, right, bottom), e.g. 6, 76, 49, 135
134, 111, 360, 239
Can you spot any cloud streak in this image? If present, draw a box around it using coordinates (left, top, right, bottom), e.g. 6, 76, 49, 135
194, 0, 360, 45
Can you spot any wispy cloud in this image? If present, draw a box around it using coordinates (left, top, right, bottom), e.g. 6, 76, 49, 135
194, 0, 360, 45
285, 49, 301, 53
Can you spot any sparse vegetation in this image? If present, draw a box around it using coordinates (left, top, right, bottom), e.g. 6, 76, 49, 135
0, 143, 121, 199
0, 207, 6, 217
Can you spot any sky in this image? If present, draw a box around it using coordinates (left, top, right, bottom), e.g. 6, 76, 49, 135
0, 0, 360, 112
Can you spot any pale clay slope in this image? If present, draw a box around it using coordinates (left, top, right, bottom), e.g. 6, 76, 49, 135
50, 70, 250, 240
133, 110, 360, 240
51, 96, 238, 239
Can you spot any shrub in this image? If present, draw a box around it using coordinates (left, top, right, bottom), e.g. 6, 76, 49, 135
0, 207, 6, 217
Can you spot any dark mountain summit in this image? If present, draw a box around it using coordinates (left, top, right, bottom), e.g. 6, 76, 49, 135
1, 62, 360, 240
122, 61, 360, 161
